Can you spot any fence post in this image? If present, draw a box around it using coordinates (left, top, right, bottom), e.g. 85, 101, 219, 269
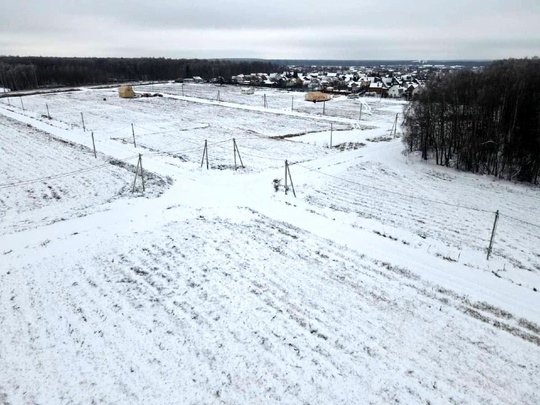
81, 112, 86, 132
46, 103, 50, 119
330, 123, 333, 148
487, 210, 499, 260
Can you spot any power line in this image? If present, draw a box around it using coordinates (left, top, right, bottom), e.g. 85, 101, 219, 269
96, 125, 131, 135
144, 138, 232, 157
499, 213, 540, 229
0, 155, 139, 190
231, 149, 285, 162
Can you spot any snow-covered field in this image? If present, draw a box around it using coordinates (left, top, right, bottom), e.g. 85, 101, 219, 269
0, 114, 168, 235
1, 83, 539, 404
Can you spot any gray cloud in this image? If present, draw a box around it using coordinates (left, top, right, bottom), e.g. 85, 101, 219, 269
1, 0, 539, 59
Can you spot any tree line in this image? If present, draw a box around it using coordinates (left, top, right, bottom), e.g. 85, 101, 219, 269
403, 58, 540, 184
0, 56, 278, 91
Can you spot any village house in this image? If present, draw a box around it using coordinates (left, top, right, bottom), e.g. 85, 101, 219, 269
387, 84, 406, 98
368, 81, 388, 95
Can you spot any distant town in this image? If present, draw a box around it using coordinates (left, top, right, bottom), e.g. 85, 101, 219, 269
187, 61, 487, 99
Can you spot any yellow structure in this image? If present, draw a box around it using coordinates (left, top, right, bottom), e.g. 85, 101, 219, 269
305, 91, 331, 102
118, 85, 135, 98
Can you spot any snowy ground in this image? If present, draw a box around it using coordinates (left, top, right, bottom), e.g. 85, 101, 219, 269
1, 83, 539, 404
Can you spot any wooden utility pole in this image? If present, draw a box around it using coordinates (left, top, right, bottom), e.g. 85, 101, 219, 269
131, 123, 137, 148
81, 112, 86, 132
486, 210, 499, 260
284, 160, 296, 197
201, 140, 209, 169
91, 132, 96, 158
393, 113, 399, 138
233, 138, 244, 170
139, 154, 145, 191
132, 154, 145, 193
284, 160, 288, 192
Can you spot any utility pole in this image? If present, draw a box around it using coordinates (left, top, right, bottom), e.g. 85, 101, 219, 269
131, 123, 137, 148
233, 138, 244, 170
81, 112, 86, 132
284, 160, 296, 197
201, 140, 209, 169
486, 210, 500, 260
132, 154, 145, 193
91, 132, 96, 158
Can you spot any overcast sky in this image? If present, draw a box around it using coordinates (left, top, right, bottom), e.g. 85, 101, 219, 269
1, 0, 539, 60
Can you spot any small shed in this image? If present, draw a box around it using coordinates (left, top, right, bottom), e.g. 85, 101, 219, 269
241, 87, 255, 95
118, 85, 135, 98
305, 91, 331, 103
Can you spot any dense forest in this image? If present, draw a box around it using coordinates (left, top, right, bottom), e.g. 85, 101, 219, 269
0, 56, 278, 91
403, 58, 540, 184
